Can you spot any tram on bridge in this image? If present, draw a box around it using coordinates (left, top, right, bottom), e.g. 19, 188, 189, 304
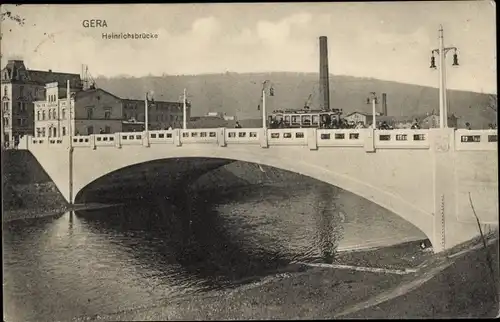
268, 108, 344, 129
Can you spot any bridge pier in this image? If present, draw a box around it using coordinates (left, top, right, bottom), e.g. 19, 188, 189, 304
430, 128, 488, 252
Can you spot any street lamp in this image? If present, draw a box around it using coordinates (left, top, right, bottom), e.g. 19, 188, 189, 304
366, 92, 379, 129
260, 80, 274, 130
430, 25, 459, 128
145, 91, 154, 132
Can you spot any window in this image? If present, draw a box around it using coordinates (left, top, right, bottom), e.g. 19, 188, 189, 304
461, 135, 480, 143
42, 110, 46, 120
283, 133, 292, 138
379, 135, 391, 141
36, 128, 41, 137
295, 132, 304, 138
124, 113, 128, 120
87, 126, 94, 135
200, 132, 207, 137
53, 127, 57, 137
209, 132, 216, 137
3, 85, 6, 96
249, 132, 257, 138
320, 133, 331, 140
238, 132, 247, 138
3, 117, 9, 127
105, 126, 111, 134
2, 101, 8, 112
52, 109, 56, 119
488, 135, 497, 142
37, 111, 40, 121
396, 134, 408, 141
104, 109, 111, 120
62, 127, 66, 136
228, 132, 236, 138
87, 107, 93, 119
20, 86, 24, 97
271, 133, 280, 139
16, 118, 22, 126
335, 133, 345, 139
41, 128, 46, 137
349, 133, 359, 140
413, 134, 426, 141
62, 109, 66, 120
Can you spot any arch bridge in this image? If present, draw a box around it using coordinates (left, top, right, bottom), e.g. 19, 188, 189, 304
18, 127, 498, 253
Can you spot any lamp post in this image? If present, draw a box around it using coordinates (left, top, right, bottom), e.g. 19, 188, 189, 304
430, 25, 459, 128
183, 88, 187, 130
261, 80, 274, 130
145, 91, 155, 132
366, 92, 379, 129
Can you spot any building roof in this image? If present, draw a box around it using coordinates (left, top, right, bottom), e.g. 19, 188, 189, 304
346, 111, 372, 117
73, 87, 122, 101
121, 98, 186, 106
28, 70, 82, 88
1, 60, 82, 89
1, 60, 28, 82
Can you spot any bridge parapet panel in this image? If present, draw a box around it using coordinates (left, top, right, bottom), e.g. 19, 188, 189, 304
374, 129, 430, 149
226, 128, 260, 144
148, 130, 174, 145
317, 129, 365, 147
119, 133, 143, 146
455, 129, 498, 151
268, 129, 308, 146
72, 136, 91, 147
94, 134, 116, 147
181, 129, 219, 144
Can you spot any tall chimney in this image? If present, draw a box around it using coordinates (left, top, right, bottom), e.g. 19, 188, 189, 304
382, 93, 388, 116
319, 36, 330, 111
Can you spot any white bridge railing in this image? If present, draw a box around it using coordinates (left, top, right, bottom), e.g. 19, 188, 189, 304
20, 128, 497, 152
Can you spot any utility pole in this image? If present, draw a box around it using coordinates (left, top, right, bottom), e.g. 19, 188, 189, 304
183, 88, 187, 130
430, 25, 459, 128
67, 79, 73, 205
366, 92, 379, 129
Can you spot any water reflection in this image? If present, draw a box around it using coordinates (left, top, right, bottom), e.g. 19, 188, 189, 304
4, 180, 417, 322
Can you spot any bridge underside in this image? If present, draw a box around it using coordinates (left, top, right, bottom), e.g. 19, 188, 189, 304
74, 158, 232, 204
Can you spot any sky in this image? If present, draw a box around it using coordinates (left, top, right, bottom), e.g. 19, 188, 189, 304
0, 1, 497, 94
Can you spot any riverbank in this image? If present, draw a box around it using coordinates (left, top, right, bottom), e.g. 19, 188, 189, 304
77, 231, 499, 320
2, 198, 122, 223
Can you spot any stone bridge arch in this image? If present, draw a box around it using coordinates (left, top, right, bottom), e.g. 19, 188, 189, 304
68, 145, 435, 247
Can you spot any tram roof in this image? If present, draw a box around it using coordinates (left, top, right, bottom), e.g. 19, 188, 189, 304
272, 108, 342, 114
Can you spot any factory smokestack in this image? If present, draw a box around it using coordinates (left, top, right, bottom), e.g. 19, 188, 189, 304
382, 93, 388, 116
319, 36, 330, 111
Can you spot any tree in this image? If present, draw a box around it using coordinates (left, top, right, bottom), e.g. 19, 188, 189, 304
488, 94, 497, 112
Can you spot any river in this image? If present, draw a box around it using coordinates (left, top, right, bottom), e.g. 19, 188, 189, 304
3, 182, 426, 321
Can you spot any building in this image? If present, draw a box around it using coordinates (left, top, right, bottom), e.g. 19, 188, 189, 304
34, 83, 123, 137
204, 111, 236, 121
1, 60, 82, 146
344, 111, 381, 126
122, 98, 189, 130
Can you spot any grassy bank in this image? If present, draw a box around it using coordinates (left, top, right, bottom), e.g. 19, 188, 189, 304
76, 231, 498, 321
